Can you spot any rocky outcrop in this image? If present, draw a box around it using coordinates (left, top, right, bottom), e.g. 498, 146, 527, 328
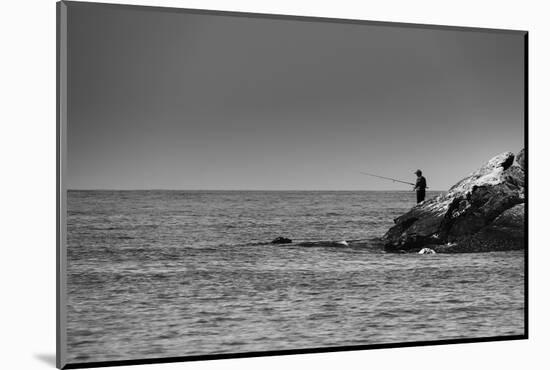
384, 150, 525, 253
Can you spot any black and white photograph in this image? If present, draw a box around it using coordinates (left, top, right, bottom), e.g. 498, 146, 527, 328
58, 1, 526, 367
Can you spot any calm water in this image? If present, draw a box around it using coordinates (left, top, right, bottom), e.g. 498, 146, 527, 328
66, 191, 525, 363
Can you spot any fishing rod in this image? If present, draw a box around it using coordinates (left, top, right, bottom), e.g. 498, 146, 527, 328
359, 171, 421, 187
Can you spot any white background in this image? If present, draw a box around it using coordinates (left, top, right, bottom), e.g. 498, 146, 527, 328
1, 0, 548, 369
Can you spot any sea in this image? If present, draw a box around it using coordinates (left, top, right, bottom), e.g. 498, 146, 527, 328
66, 190, 525, 363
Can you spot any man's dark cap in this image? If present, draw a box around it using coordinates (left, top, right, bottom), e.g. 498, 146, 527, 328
414, 169, 422, 175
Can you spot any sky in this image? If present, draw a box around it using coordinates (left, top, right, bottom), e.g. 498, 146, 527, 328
66, 3, 525, 190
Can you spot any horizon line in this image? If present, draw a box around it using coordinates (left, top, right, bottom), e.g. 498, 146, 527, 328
67, 188, 445, 192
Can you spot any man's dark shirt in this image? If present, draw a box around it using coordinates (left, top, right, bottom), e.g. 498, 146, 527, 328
415, 176, 427, 203
415, 176, 427, 190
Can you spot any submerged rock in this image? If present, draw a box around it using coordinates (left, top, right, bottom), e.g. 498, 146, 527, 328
418, 248, 436, 254
297, 240, 349, 248
384, 150, 525, 253
271, 236, 292, 244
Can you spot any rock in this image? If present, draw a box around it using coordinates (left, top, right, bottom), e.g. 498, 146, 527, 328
271, 236, 292, 244
297, 240, 348, 247
418, 248, 436, 254
458, 203, 525, 252
384, 150, 525, 253
516, 148, 525, 170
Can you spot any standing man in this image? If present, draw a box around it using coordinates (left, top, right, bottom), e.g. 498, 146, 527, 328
414, 169, 427, 203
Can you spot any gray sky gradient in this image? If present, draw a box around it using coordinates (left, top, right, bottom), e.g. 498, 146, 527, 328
67, 3, 525, 190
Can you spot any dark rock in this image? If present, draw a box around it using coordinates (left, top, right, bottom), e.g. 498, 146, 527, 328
271, 236, 292, 244
460, 203, 525, 252
297, 240, 349, 247
383, 150, 525, 253
516, 148, 525, 170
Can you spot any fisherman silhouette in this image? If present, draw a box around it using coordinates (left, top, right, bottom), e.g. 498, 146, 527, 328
413, 169, 427, 203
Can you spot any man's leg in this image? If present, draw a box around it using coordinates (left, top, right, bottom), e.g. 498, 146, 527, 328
417, 190, 425, 203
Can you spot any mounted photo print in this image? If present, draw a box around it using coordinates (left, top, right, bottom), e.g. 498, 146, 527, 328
57, 1, 527, 368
